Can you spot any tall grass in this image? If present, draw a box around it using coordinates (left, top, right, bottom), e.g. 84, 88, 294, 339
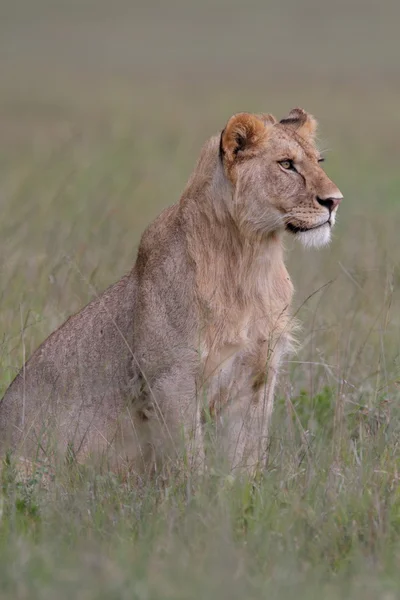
1, 1, 400, 597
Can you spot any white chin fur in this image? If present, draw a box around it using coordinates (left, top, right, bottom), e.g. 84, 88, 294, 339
296, 224, 331, 248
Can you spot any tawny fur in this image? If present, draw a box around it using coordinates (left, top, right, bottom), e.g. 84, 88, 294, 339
0, 109, 342, 476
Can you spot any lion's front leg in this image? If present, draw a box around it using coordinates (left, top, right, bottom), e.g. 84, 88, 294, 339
218, 384, 273, 475
217, 356, 280, 476
135, 365, 205, 479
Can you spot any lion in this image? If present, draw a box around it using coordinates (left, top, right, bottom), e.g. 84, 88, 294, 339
0, 108, 342, 477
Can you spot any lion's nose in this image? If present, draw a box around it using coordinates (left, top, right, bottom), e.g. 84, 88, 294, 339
316, 194, 343, 212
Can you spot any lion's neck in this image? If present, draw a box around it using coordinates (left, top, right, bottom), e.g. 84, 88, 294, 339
181, 152, 292, 323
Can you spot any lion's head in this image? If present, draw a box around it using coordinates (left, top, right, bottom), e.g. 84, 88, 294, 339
219, 108, 342, 248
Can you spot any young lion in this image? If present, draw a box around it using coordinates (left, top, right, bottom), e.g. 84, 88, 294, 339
0, 108, 342, 476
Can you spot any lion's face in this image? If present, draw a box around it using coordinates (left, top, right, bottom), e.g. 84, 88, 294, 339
220, 108, 343, 247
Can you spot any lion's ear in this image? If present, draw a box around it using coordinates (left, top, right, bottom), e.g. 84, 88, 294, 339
220, 113, 272, 166
280, 107, 317, 141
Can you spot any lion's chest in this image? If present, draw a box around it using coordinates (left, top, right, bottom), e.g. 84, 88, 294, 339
200, 273, 293, 413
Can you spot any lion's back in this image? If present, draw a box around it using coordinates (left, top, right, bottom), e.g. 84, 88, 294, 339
0, 273, 137, 460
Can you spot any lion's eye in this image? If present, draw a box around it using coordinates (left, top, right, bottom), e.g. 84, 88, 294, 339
279, 159, 296, 171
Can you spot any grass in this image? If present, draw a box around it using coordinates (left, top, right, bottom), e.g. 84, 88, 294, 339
1, 397, 400, 599
1, 0, 400, 597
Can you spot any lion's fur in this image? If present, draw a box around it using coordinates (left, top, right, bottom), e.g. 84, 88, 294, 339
0, 109, 342, 476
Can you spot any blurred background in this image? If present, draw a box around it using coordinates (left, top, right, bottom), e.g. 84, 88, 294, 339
2, 2, 400, 598
1, 0, 400, 404
2, 0, 400, 401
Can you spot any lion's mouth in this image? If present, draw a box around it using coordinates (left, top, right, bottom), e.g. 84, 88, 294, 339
286, 220, 331, 234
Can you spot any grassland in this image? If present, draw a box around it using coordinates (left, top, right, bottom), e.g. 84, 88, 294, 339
1, 1, 400, 597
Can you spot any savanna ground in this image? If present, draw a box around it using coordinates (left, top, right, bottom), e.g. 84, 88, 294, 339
1, 1, 400, 597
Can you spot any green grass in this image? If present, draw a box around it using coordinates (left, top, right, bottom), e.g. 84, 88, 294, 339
1, 0, 400, 597
2, 398, 400, 599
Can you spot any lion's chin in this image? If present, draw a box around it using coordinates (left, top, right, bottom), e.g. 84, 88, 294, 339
295, 222, 332, 248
